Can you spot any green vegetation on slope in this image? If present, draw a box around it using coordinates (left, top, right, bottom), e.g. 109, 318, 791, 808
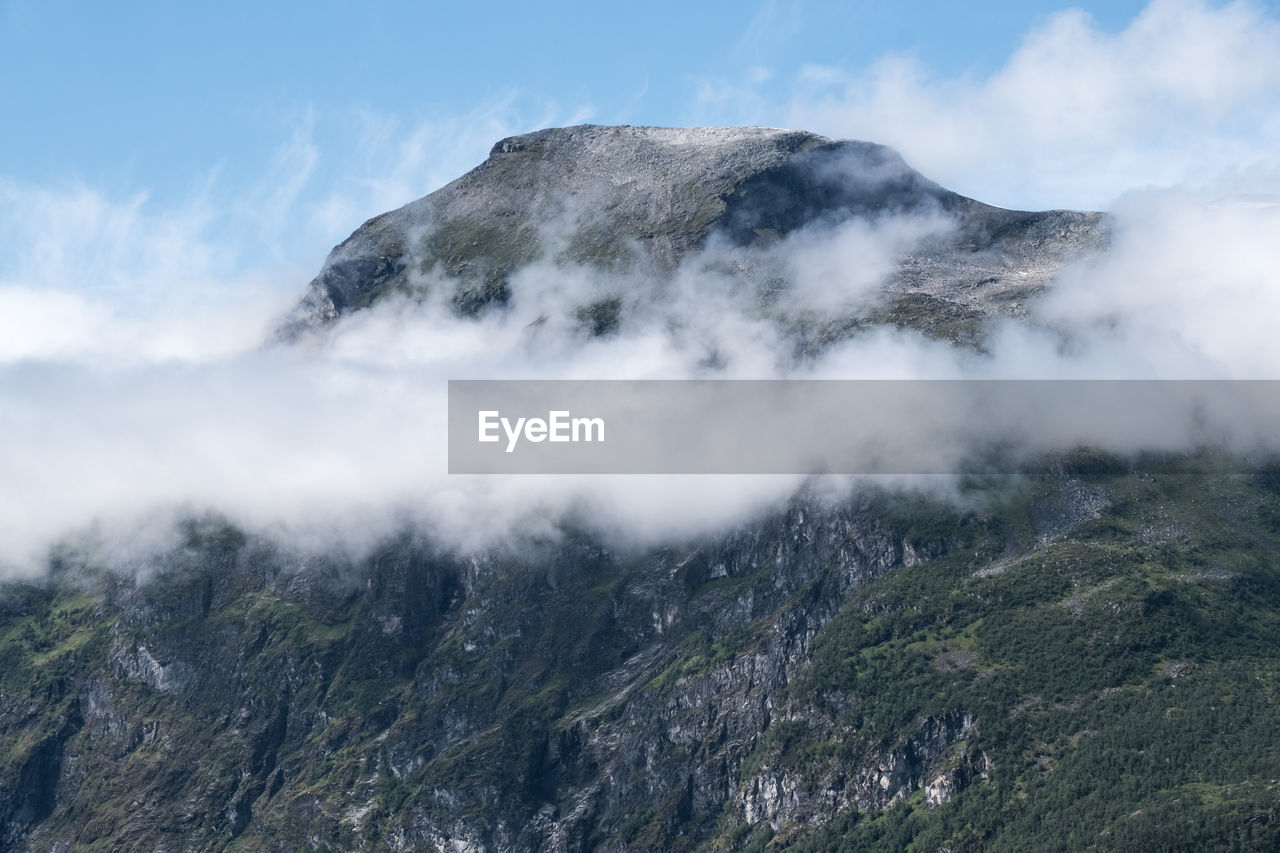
2, 466, 1279, 850
738, 470, 1280, 851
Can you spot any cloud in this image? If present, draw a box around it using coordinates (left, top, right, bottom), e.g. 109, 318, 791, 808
3, 1, 1280, 578
0, 179, 300, 364
1016, 189, 1280, 378
4, 175, 1276, 580
0, 188, 956, 576
0, 94, 594, 366
780, 0, 1280, 209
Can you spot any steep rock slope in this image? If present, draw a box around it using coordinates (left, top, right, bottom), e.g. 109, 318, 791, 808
4, 470, 1280, 851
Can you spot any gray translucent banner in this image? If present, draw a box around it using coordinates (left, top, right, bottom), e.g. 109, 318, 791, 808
447, 380, 1280, 474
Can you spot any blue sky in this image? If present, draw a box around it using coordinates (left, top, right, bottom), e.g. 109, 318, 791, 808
3, 0, 1150, 203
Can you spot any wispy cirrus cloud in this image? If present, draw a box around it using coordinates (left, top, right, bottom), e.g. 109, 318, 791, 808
0, 94, 593, 365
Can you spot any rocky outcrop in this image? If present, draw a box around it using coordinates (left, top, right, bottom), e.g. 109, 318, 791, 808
741, 710, 989, 826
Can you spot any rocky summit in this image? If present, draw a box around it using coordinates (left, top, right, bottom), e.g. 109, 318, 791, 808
3, 128, 1280, 852
277, 125, 1105, 346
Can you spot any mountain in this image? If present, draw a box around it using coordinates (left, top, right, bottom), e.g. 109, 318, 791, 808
276, 125, 1105, 347
3, 128, 1279, 852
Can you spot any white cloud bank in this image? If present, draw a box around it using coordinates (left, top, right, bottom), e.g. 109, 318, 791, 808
783, 0, 1280, 210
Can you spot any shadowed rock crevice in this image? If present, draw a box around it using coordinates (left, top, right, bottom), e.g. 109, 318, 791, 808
0, 701, 82, 848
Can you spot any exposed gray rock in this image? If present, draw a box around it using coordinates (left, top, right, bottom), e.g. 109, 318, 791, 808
275, 125, 1107, 346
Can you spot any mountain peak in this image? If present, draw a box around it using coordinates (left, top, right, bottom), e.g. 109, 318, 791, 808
488, 123, 825, 155
276, 124, 1104, 344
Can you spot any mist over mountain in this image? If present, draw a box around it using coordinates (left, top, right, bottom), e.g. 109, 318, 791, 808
2, 126, 1280, 851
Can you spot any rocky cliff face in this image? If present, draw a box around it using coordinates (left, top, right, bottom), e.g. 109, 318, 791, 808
8, 468, 1280, 851
0, 496, 953, 850
0, 488, 1039, 850
4, 129, 1279, 852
